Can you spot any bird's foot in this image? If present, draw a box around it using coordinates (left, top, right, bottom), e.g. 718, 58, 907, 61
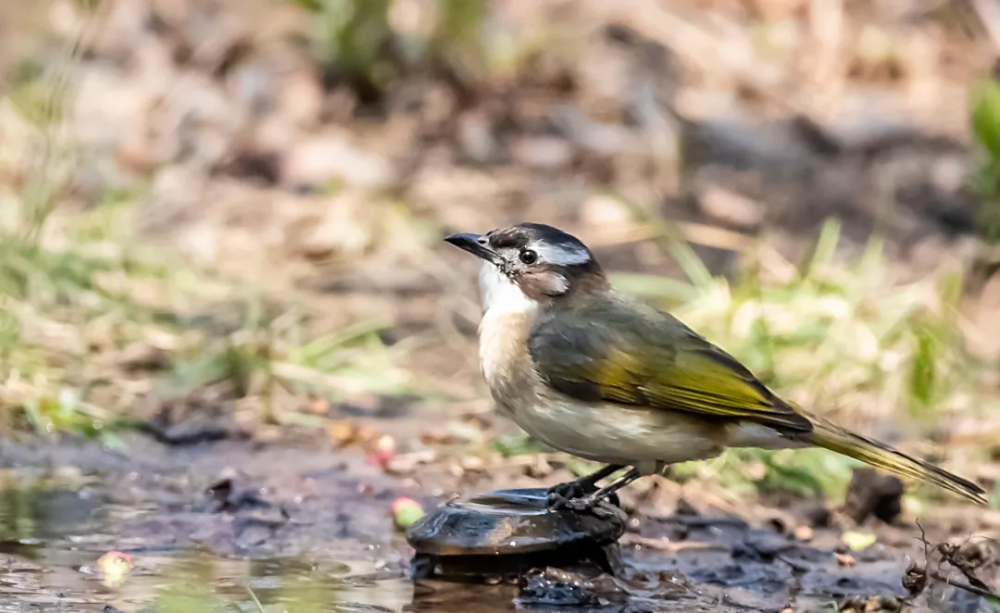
563, 494, 601, 512
545, 481, 586, 510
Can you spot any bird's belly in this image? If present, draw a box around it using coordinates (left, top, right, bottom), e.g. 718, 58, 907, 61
508, 397, 725, 466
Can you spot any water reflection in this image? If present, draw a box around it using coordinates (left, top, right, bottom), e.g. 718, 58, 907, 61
0, 485, 106, 546
0, 480, 413, 612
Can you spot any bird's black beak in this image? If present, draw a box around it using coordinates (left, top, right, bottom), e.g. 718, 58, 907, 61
444, 233, 501, 265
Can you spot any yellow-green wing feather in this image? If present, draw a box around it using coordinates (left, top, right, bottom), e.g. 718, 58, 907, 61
528, 297, 988, 505
528, 298, 813, 433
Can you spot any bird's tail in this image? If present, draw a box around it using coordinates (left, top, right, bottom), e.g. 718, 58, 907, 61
808, 421, 988, 505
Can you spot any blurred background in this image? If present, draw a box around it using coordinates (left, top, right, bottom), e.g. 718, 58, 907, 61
2, 0, 1000, 543
7, 1, 1000, 610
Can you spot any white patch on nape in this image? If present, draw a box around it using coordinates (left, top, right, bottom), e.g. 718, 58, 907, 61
531, 241, 591, 267
478, 262, 536, 314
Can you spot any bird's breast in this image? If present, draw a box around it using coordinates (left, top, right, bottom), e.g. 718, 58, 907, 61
478, 309, 539, 414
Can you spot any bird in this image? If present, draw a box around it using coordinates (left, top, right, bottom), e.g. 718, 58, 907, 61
444, 222, 988, 511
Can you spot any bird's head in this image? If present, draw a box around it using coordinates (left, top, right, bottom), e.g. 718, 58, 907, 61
445, 223, 609, 314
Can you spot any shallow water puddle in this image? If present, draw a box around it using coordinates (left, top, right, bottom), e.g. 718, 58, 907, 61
0, 477, 903, 613
0, 476, 765, 612
0, 480, 413, 612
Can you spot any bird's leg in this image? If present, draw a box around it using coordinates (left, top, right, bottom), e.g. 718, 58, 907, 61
546, 464, 624, 509
564, 467, 642, 512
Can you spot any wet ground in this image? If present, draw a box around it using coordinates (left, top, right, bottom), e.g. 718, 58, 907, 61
0, 433, 994, 613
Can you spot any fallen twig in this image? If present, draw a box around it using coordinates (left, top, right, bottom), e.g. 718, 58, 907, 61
935, 542, 993, 593
619, 533, 726, 553
928, 569, 1000, 601
245, 584, 266, 613
906, 521, 1000, 603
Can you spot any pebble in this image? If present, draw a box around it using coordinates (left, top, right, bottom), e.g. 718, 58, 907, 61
835, 552, 857, 567
793, 525, 814, 542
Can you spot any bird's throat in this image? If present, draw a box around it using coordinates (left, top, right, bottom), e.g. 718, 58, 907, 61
478, 263, 536, 315
478, 305, 537, 414
477, 261, 543, 413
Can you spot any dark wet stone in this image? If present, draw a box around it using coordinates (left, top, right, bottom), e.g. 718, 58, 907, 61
517, 567, 604, 606
205, 478, 274, 513
843, 468, 904, 524
734, 529, 795, 561
407, 488, 627, 582
803, 504, 833, 528
139, 401, 250, 446
766, 515, 788, 534
407, 488, 626, 556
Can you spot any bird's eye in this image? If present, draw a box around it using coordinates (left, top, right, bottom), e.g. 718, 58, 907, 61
519, 249, 538, 265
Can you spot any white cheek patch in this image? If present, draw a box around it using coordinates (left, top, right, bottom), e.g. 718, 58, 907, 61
478, 262, 536, 314
539, 272, 569, 295
530, 241, 591, 267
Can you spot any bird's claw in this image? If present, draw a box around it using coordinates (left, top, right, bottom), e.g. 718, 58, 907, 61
546, 492, 569, 510
563, 495, 599, 512
545, 481, 584, 510
546, 483, 605, 513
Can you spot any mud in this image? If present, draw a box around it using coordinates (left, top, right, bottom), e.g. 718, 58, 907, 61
0, 433, 993, 612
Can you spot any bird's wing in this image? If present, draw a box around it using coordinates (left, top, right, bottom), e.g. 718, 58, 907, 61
527, 300, 813, 433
